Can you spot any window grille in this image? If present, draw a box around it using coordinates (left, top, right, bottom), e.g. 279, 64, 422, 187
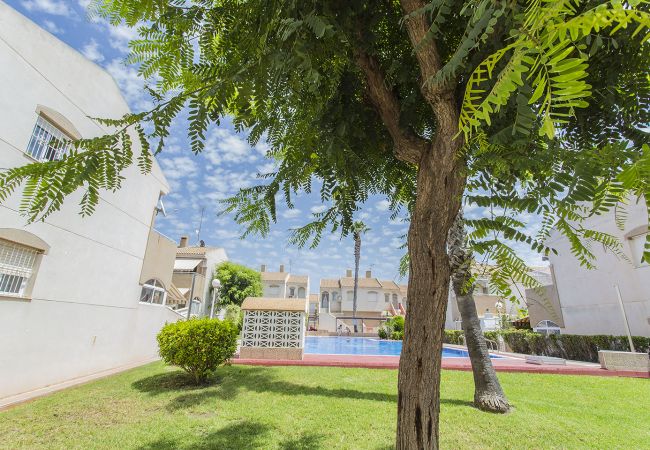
140, 279, 166, 305
0, 241, 38, 296
241, 311, 304, 348
26, 116, 73, 162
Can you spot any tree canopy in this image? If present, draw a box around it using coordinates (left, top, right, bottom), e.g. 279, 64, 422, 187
214, 261, 262, 306
0, 0, 648, 448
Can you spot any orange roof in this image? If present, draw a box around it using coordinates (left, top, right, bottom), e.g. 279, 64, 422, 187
340, 277, 382, 288
261, 272, 289, 282
241, 297, 308, 312
320, 279, 340, 289
287, 274, 309, 284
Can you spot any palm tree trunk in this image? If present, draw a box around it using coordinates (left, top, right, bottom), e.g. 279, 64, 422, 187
448, 213, 510, 413
353, 233, 361, 333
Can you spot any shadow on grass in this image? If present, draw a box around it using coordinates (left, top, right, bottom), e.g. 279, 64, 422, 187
138, 420, 272, 450
132, 366, 397, 413
440, 398, 475, 408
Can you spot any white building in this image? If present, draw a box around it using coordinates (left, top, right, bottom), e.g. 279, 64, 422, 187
445, 266, 552, 331
318, 270, 408, 332
529, 198, 649, 337
260, 264, 309, 299
172, 236, 228, 316
0, 3, 181, 403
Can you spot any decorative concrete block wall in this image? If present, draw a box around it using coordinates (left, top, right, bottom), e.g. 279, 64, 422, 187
240, 297, 307, 360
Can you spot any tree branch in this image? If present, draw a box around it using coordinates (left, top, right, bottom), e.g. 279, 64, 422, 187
353, 48, 428, 165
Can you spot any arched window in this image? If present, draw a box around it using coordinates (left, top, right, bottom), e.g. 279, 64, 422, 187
321, 291, 329, 308
289, 286, 296, 298
384, 293, 390, 303
298, 287, 306, 298
140, 279, 166, 305
534, 320, 561, 336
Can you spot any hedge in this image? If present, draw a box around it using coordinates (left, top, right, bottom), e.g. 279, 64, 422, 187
444, 329, 650, 363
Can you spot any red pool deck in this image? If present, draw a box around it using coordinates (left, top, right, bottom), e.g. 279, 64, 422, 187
232, 354, 649, 378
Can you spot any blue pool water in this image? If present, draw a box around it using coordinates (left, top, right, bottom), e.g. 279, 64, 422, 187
305, 336, 500, 358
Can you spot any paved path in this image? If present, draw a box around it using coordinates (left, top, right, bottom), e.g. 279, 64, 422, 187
233, 353, 649, 378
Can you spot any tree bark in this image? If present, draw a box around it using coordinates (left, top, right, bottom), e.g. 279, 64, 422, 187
448, 213, 511, 414
396, 107, 464, 449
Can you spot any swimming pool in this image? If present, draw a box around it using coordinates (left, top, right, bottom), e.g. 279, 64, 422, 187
305, 336, 500, 358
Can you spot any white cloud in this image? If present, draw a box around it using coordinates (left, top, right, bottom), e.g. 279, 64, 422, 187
22, 0, 72, 16
375, 200, 391, 211
105, 58, 152, 111
281, 209, 302, 219
310, 205, 327, 214
256, 161, 277, 175
106, 22, 139, 53
42, 19, 64, 34
204, 128, 258, 165
160, 156, 198, 181
81, 39, 104, 62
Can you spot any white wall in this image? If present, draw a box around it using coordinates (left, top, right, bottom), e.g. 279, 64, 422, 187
0, 3, 179, 399
547, 199, 650, 337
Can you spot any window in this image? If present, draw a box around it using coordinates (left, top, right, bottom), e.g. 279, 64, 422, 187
384, 293, 390, 303
346, 290, 353, 301
140, 279, 166, 305
26, 116, 73, 162
368, 291, 378, 302
534, 320, 561, 336
392, 294, 398, 304
288, 286, 296, 298
321, 292, 329, 308
298, 287, 306, 298
0, 241, 38, 297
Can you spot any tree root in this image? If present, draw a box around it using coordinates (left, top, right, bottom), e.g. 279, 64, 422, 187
475, 392, 512, 414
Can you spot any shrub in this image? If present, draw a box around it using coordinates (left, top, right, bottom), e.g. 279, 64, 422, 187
378, 316, 406, 340
157, 318, 238, 384
390, 315, 405, 332
223, 304, 244, 332
443, 330, 464, 345
390, 330, 404, 340
214, 262, 262, 306
444, 329, 650, 362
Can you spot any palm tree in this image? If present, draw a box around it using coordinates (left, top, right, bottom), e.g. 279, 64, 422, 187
351, 221, 370, 333
448, 212, 510, 413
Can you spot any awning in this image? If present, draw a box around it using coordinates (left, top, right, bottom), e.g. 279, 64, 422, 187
174, 258, 202, 271
166, 283, 186, 305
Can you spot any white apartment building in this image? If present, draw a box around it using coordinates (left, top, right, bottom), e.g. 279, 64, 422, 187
318, 270, 408, 332
0, 3, 181, 403
260, 264, 310, 299
528, 198, 649, 337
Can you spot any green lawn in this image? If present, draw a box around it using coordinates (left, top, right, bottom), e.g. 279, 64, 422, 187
1, 363, 649, 449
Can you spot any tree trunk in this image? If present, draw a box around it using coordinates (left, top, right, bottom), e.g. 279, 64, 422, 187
396, 124, 464, 449
353, 233, 360, 333
448, 213, 511, 414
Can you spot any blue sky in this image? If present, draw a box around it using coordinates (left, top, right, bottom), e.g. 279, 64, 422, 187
6, 0, 546, 292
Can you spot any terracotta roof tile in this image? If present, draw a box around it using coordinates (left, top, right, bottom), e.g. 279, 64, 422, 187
261, 272, 289, 282
241, 297, 308, 312
340, 277, 382, 288
320, 279, 340, 289
287, 274, 309, 284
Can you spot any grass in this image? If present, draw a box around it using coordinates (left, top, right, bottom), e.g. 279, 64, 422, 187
1, 363, 649, 449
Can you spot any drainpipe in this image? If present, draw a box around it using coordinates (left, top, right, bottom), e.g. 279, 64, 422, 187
614, 285, 635, 352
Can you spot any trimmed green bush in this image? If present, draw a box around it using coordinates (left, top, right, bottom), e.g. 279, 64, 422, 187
443, 330, 464, 345
378, 326, 389, 339
157, 318, 238, 383
444, 328, 650, 363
